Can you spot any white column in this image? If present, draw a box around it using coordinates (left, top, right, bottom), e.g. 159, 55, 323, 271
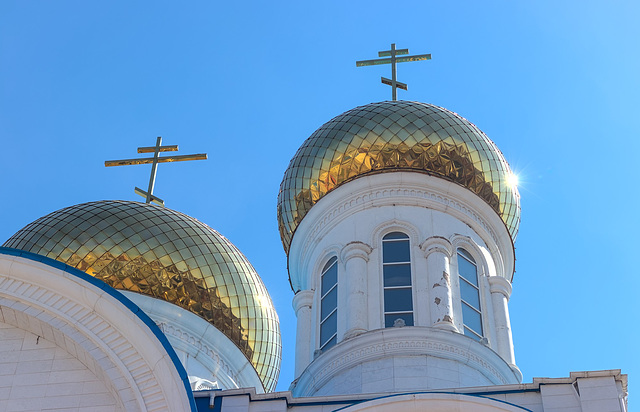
488, 276, 516, 366
421, 237, 457, 331
340, 242, 372, 340
292, 289, 314, 378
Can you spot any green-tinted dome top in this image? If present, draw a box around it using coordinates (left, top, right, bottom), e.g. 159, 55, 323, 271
3, 200, 281, 391
278, 101, 520, 254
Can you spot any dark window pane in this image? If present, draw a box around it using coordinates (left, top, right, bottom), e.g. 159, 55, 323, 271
322, 335, 337, 350
320, 311, 337, 345
383, 240, 410, 263
385, 313, 414, 327
464, 326, 482, 340
462, 302, 483, 336
458, 254, 477, 284
383, 232, 409, 240
383, 264, 411, 287
458, 248, 475, 263
321, 261, 338, 295
321, 287, 337, 320
384, 288, 413, 312
323, 256, 337, 272
460, 279, 480, 310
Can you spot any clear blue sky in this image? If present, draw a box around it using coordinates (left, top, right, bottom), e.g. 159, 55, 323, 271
1, 0, 638, 406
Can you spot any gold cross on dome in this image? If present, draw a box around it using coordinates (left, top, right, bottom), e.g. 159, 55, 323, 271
105, 136, 207, 206
356, 43, 431, 101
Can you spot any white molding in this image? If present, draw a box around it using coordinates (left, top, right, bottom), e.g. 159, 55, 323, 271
122, 291, 264, 393
292, 290, 314, 314
370, 219, 421, 249
488, 276, 513, 299
289, 173, 514, 292
293, 326, 520, 397
340, 242, 373, 263
307, 246, 342, 293
0, 254, 193, 411
339, 392, 530, 412
420, 236, 454, 259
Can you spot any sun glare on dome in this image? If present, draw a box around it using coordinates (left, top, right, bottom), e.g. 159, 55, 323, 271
507, 172, 519, 188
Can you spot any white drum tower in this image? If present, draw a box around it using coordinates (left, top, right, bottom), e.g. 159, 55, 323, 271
277, 100, 522, 397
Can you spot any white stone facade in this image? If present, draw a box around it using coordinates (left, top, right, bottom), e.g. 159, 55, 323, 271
121, 291, 264, 392
288, 172, 520, 396
198, 370, 628, 412
0, 252, 194, 412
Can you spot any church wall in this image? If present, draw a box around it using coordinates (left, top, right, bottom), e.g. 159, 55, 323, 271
288, 173, 519, 396
0, 321, 119, 411
0, 251, 196, 411
202, 370, 626, 412
121, 291, 265, 393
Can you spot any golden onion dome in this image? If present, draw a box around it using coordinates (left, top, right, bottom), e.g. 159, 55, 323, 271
278, 101, 520, 254
3, 200, 281, 392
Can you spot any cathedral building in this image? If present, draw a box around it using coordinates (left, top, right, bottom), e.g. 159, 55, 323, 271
0, 99, 627, 411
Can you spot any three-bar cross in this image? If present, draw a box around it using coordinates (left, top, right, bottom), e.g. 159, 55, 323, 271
356, 43, 431, 101
105, 136, 207, 206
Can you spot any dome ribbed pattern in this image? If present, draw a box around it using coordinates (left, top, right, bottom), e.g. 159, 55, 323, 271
278, 101, 520, 254
3, 200, 281, 391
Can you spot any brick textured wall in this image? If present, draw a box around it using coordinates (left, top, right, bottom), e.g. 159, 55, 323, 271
0, 321, 119, 412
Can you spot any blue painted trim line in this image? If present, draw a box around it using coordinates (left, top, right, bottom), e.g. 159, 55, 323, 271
0, 247, 197, 412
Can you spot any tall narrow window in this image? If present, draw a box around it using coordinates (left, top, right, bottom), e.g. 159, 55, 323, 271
383, 232, 414, 327
320, 256, 338, 350
458, 249, 483, 340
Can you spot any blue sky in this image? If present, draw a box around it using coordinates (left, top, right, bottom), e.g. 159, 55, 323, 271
1, 0, 638, 405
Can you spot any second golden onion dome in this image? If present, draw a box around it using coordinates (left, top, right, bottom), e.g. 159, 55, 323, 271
277, 100, 520, 255
3, 200, 281, 392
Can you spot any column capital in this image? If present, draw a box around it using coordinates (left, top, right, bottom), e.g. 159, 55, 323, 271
292, 289, 314, 314
420, 236, 453, 258
488, 276, 512, 299
340, 241, 373, 263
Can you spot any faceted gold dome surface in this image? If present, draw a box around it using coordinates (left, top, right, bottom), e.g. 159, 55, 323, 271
3, 200, 281, 391
278, 101, 520, 254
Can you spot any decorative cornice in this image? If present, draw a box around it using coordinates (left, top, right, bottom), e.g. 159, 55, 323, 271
420, 236, 454, 259
288, 173, 516, 291
294, 327, 520, 397
160, 322, 241, 385
304, 182, 498, 257
370, 219, 421, 248
340, 242, 373, 263
123, 291, 264, 392
292, 290, 314, 313
488, 276, 513, 299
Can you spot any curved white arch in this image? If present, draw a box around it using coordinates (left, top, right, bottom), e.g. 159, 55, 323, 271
121, 291, 264, 393
0, 251, 194, 411
338, 392, 530, 412
370, 219, 421, 248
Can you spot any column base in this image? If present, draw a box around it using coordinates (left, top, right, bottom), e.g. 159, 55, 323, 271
433, 321, 458, 332
343, 328, 367, 340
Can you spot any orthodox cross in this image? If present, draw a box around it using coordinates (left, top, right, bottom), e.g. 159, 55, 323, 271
105, 136, 207, 206
356, 43, 431, 101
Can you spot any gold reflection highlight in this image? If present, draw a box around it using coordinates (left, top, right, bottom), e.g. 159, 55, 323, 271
3, 200, 281, 392
277, 101, 520, 254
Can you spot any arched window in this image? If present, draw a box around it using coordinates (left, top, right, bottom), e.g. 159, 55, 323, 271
457, 249, 483, 340
382, 232, 414, 327
320, 256, 338, 350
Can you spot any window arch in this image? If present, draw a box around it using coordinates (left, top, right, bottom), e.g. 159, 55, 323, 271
382, 232, 414, 327
320, 256, 338, 350
457, 248, 483, 339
